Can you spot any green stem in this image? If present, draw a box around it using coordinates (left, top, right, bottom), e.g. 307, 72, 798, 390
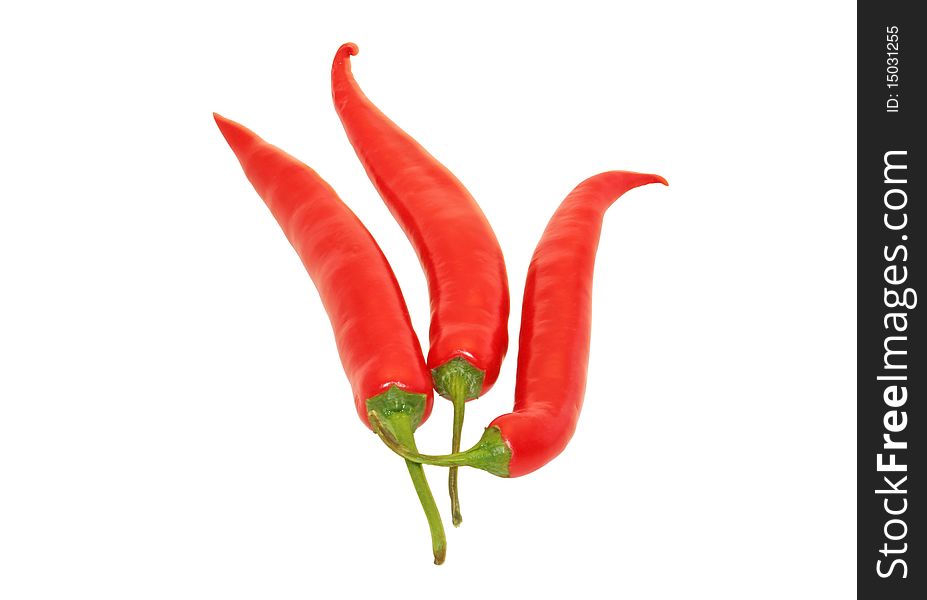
370, 412, 512, 478
431, 357, 485, 526
392, 416, 447, 565
448, 380, 467, 527
366, 387, 446, 565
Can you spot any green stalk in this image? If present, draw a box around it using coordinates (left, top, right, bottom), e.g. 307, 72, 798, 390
447, 379, 467, 526
370, 411, 512, 478
432, 357, 485, 526
366, 387, 446, 565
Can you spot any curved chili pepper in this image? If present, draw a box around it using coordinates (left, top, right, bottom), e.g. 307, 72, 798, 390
372, 171, 667, 478
331, 43, 509, 524
213, 113, 446, 563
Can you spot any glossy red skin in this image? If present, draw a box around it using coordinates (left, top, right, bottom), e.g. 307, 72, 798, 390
492, 171, 667, 477
331, 43, 509, 397
214, 114, 433, 427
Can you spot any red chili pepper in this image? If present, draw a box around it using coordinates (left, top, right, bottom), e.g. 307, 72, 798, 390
373, 171, 667, 478
213, 113, 447, 563
331, 43, 509, 523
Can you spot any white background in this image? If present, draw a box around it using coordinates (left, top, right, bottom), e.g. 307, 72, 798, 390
0, 1, 855, 598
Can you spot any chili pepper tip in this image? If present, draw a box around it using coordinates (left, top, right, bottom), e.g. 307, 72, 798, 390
212, 113, 255, 155
337, 42, 359, 59
213, 112, 233, 130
